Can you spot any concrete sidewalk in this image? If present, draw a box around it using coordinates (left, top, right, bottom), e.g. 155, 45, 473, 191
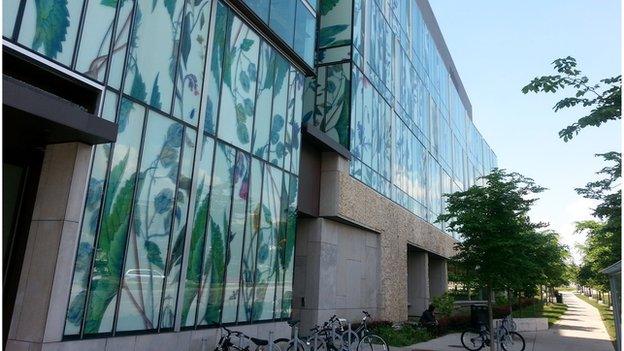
397, 292, 614, 351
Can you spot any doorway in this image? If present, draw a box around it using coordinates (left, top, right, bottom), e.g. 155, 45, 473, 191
3, 146, 43, 344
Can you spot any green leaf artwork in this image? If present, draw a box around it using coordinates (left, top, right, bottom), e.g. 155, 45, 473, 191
32, 0, 70, 59
240, 38, 254, 52
144, 240, 165, 270
319, 0, 340, 15
318, 25, 349, 47
101, 0, 118, 7
164, 0, 176, 20
180, 12, 192, 66
150, 73, 162, 109
130, 67, 148, 102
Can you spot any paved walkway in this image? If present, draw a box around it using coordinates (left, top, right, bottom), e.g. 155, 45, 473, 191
399, 292, 614, 351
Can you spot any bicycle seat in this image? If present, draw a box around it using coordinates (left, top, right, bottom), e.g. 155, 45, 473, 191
287, 319, 300, 327
250, 337, 269, 346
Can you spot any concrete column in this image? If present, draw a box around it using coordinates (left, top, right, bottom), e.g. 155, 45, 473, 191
318, 152, 349, 217
7, 143, 92, 350
428, 255, 448, 298
407, 250, 429, 317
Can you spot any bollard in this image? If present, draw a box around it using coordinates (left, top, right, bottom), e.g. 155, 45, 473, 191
201, 337, 206, 351
269, 331, 274, 351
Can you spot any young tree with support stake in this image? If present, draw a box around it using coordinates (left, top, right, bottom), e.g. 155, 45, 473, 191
438, 169, 547, 350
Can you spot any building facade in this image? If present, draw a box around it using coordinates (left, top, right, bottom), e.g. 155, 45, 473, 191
2, 0, 494, 350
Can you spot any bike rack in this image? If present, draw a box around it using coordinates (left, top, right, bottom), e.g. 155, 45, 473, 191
293, 326, 299, 351
347, 322, 353, 351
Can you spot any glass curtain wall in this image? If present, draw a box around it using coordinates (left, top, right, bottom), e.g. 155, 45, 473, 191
3, 0, 305, 338
306, 0, 496, 233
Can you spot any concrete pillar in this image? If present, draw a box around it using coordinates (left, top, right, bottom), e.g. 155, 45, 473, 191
7, 143, 92, 350
407, 250, 429, 316
428, 255, 448, 298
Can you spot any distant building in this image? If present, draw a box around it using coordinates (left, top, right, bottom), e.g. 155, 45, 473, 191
3, 0, 495, 350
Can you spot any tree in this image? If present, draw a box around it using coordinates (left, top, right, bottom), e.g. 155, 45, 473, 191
438, 169, 546, 350
521, 56, 621, 142
575, 220, 620, 292
522, 57, 621, 287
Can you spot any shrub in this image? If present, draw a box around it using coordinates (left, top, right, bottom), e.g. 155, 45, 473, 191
370, 322, 432, 347
432, 293, 455, 317
437, 315, 471, 334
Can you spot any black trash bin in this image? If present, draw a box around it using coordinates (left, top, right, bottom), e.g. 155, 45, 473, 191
556, 293, 563, 303
470, 305, 489, 328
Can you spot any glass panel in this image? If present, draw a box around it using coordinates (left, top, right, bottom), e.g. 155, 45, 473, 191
282, 69, 296, 172
107, 0, 134, 89
289, 73, 304, 175
203, 2, 229, 135
242, 0, 269, 23
83, 99, 145, 335
294, 2, 315, 66
273, 172, 289, 318
252, 43, 274, 161
318, 0, 351, 48
116, 112, 183, 332
160, 127, 197, 329
181, 135, 215, 327
75, 0, 117, 81
3, 1, 20, 38
197, 143, 235, 326
173, 0, 213, 125
64, 144, 111, 336
237, 158, 263, 322
221, 151, 250, 323
101, 89, 118, 122
17, 0, 84, 64
252, 165, 281, 320
281, 175, 298, 317
319, 63, 350, 147
217, 16, 260, 151
268, 56, 289, 167
123, 0, 184, 112
269, 0, 295, 46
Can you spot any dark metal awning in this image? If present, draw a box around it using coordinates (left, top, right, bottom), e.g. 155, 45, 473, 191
3, 75, 117, 146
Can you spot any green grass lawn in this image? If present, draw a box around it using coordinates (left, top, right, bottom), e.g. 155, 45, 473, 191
511, 301, 568, 325
575, 293, 616, 341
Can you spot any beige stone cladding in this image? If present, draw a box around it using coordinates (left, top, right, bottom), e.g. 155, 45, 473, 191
318, 152, 456, 321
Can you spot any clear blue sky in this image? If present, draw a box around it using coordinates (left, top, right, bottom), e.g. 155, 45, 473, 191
429, 0, 621, 263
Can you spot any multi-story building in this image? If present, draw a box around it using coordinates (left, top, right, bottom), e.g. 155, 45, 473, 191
2, 0, 495, 350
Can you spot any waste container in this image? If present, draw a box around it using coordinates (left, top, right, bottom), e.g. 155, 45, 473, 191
556, 293, 563, 303
470, 305, 489, 328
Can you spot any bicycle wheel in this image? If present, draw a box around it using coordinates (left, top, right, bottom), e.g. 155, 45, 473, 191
340, 330, 359, 351
460, 330, 485, 351
306, 336, 328, 351
258, 343, 282, 351
356, 334, 388, 351
501, 331, 525, 351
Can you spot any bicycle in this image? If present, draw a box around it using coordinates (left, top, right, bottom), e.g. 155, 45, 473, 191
215, 325, 283, 351
460, 316, 525, 351
335, 311, 388, 351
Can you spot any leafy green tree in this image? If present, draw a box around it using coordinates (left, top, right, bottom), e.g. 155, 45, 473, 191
575, 220, 619, 292
521, 56, 621, 142
522, 57, 621, 287
438, 169, 546, 349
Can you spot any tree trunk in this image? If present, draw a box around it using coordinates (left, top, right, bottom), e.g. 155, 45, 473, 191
488, 284, 496, 351
508, 289, 513, 315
